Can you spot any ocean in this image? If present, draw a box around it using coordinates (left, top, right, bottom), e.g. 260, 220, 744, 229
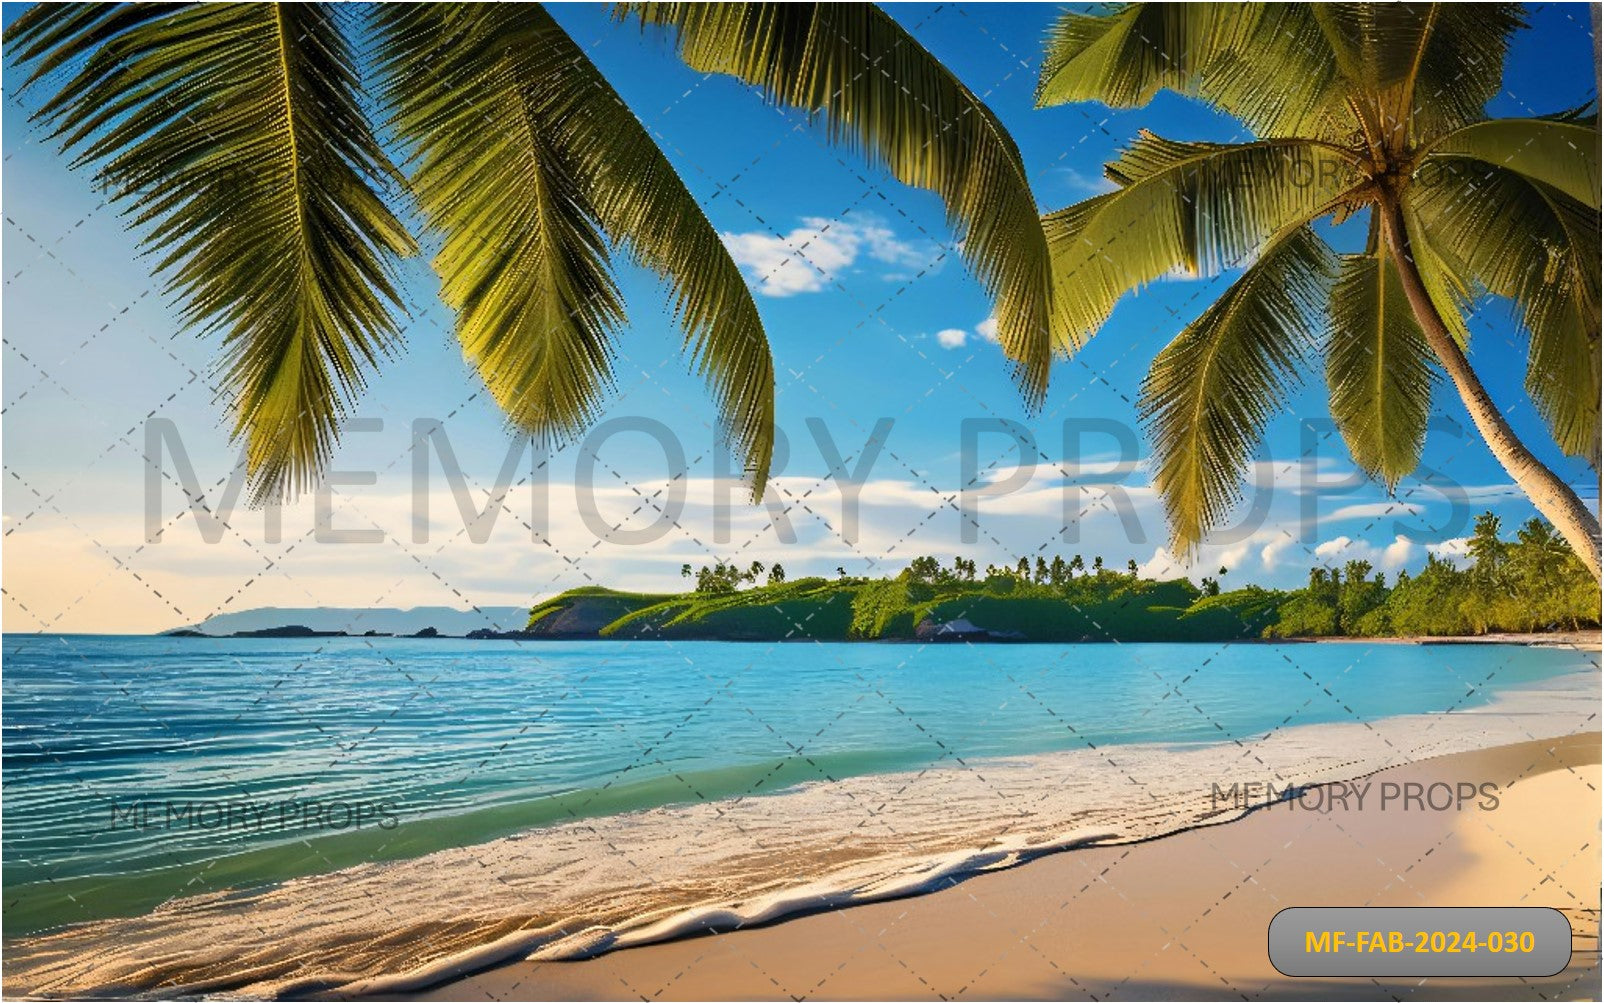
3, 633, 1598, 995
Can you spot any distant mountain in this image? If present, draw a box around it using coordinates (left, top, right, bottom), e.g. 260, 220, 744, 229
170, 606, 529, 638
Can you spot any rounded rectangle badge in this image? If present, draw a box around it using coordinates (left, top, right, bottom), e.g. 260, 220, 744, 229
1268, 907, 1572, 977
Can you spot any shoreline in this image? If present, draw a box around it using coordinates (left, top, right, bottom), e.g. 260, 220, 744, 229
1301, 629, 1601, 648
398, 731, 1604, 1002
141, 630, 1604, 645
5, 671, 1598, 999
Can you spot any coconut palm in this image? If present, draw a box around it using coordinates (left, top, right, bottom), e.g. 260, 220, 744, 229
1035, 3, 1602, 580
5, 3, 1054, 502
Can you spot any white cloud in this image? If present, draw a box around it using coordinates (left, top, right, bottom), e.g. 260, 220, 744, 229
721, 217, 934, 297
976, 317, 1000, 344
1136, 531, 1284, 580
10, 416, 1493, 632
1259, 534, 1299, 572
1136, 547, 1184, 580
1328, 501, 1425, 521
935, 328, 968, 349
856, 222, 930, 269
1048, 167, 1118, 197
1312, 534, 1421, 571
1428, 536, 1472, 566
1312, 536, 1355, 561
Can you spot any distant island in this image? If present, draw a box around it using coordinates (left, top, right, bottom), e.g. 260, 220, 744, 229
162, 514, 1598, 644
166, 624, 446, 639
163, 606, 530, 638
518, 513, 1598, 644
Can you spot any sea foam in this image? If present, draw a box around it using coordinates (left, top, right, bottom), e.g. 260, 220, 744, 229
5, 671, 1596, 999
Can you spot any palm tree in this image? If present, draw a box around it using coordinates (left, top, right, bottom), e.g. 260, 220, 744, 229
1035, 3, 1601, 580
5, 3, 1054, 502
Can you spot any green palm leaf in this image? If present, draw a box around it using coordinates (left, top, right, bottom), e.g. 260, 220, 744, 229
1410, 160, 1601, 461
1037, 4, 1351, 140
1036, 3, 1228, 108
619, 2, 1054, 405
1044, 133, 1362, 350
376, 4, 775, 490
1033, 2, 1600, 579
1140, 226, 1337, 555
1326, 232, 1435, 488
1423, 118, 1601, 209
1310, 3, 1522, 141
8, 2, 416, 502
1397, 197, 1472, 348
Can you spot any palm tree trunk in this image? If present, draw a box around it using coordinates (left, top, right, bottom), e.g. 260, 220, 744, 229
1377, 195, 1603, 583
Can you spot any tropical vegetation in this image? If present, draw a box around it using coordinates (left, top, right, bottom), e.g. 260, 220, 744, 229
10, 3, 1599, 587
526, 512, 1600, 642
3, 3, 1053, 501
1032, 3, 1602, 581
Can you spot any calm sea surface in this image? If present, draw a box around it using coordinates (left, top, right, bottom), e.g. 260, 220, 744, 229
3, 633, 1595, 934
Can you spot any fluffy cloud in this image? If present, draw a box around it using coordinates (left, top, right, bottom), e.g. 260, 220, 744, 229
1312, 534, 1421, 571
1428, 537, 1472, 565
1259, 534, 1300, 572
1328, 501, 1425, 521
936, 318, 1003, 350
1139, 527, 1308, 581
1048, 166, 1118, 197
9, 412, 1499, 632
721, 217, 934, 297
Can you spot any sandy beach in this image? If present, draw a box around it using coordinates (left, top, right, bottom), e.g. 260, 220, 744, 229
1306, 630, 1602, 648
8, 663, 1597, 1000
409, 732, 1602, 1001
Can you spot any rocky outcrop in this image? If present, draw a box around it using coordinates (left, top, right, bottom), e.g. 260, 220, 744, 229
523, 590, 669, 638
230, 625, 346, 638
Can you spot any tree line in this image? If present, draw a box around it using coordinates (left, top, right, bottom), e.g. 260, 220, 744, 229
1266, 514, 1598, 636
678, 512, 1599, 637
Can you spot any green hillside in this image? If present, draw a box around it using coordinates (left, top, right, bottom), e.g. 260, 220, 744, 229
523, 513, 1599, 643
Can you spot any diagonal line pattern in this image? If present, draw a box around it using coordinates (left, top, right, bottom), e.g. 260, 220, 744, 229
1, 3, 1599, 1001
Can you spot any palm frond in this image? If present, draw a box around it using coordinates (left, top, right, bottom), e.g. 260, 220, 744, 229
1397, 197, 1472, 348
1036, 3, 1227, 108
7, 3, 416, 503
376, 4, 775, 491
1140, 226, 1337, 556
1423, 118, 1601, 209
1385, 3, 1524, 141
6, 4, 182, 83
1326, 229, 1435, 488
1538, 101, 1600, 126
1037, 4, 1353, 140
619, 2, 1054, 406
1311, 3, 1523, 142
1044, 133, 1363, 351
1410, 159, 1601, 462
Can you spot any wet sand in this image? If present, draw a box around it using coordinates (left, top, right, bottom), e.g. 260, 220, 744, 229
410, 732, 1602, 1001
1306, 630, 1601, 648
8, 677, 1597, 999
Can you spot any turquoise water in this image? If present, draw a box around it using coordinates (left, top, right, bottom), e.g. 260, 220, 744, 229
3, 633, 1594, 934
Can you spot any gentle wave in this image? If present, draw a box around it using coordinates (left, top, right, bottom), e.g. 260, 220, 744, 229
5, 671, 1596, 999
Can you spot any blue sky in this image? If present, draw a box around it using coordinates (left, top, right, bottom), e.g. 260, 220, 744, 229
2, 3, 1598, 631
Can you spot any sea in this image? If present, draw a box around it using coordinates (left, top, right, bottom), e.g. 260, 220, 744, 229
3, 633, 1598, 995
